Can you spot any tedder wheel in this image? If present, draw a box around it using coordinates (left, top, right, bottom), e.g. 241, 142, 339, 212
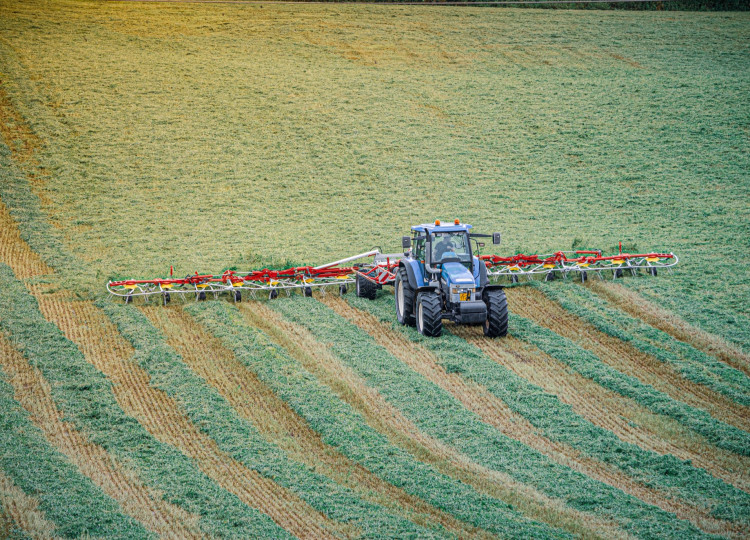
355, 273, 377, 300
580, 271, 588, 283
394, 268, 415, 326
511, 275, 519, 284
304, 286, 313, 297
234, 290, 242, 302
198, 291, 207, 301
614, 268, 624, 279
339, 284, 347, 296
483, 289, 508, 337
416, 292, 442, 337
163, 293, 171, 305
649, 267, 658, 277
125, 294, 133, 304
545, 272, 555, 282
269, 289, 279, 300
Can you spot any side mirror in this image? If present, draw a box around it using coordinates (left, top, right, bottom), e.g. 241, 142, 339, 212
493, 233, 501, 245
402, 236, 411, 250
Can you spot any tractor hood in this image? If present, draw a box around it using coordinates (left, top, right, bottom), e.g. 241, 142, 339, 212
441, 262, 476, 286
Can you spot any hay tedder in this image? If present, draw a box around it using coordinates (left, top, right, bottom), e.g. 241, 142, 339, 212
107, 219, 677, 337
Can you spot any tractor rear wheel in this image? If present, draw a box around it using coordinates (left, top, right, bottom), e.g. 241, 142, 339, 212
416, 292, 442, 337
395, 268, 415, 326
355, 273, 377, 300
483, 289, 508, 337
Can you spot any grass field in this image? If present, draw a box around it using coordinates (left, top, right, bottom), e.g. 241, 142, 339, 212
0, 0, 748, 537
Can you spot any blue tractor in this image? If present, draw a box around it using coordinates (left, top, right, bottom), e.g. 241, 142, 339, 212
357, 220, 507, 338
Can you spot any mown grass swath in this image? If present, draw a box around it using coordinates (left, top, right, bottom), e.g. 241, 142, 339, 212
269, 295, 711, 539
0, 264, 293, 539
507, 301, 750, 460
101, 301, 449, 539
0, 337, 147, 538
538, 281, 750, 406
187, 300, 569, 539
348, 293, 750, 525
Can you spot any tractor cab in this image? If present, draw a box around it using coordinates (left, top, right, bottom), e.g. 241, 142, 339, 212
394, 220, 507, 338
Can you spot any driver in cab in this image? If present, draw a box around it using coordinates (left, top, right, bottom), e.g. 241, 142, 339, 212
434, 235, 456, 262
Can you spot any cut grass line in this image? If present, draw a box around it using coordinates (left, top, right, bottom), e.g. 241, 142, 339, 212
142, 305, 480, 539
270, 295, 712, 539
0, 469, 57, 540
0, 264, 306, 538
567, 281, 750, 403
107, 303, 441, 539
590, 281, 750, 377
241, 301, 626, 540
193, 300, 573, 540
0, 336, 203, 539
41, 295, 337, 540
513, 286, 750, 434
463, 331, 750, 494
328, 295, 743, 536
0, 198, 51, 280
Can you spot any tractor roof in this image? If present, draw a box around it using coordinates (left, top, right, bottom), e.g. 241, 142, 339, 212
412, 222, 473, 234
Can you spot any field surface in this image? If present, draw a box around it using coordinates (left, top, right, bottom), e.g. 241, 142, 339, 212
0, 1, 748, 538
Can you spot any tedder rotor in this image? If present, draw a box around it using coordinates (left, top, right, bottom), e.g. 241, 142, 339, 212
107, 219, 677, 338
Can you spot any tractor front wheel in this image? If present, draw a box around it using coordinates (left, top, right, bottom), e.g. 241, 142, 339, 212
416, 292, 442, 337
483, 289, 508, 338
355, 273, 377, 300
395, 268, 415, 326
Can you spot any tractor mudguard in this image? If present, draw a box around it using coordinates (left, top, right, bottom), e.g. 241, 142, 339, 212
399, 260, 425, 289
482, 284, 504, 292
415, 285, 440, 296
473, 257, 489, 288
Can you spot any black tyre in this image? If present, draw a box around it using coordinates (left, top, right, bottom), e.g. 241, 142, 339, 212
163, 292, 171, 305
649, 267, 658, 277
580, 271, 588, 283
511, 274, 519, 284
198, 291, 206, 301
614, 268, 624, 279
125, 294, 132, 304
395, 268, 415, 326
303, 286, 313, 297
234, 290, 242, 302
269, 289, 279, 300
416, 292, 442, 337
339, 284, 347, 296
355, 273, 377, 300
545, 272, 556, 282
483, 289, 508, 338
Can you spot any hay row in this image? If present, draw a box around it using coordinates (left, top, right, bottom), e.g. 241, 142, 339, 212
589, 281, 750, 377
0, 336, 202, 539
32, 293, 336, 540
0, 469, 56, 540
512, 287, 749, 432
142, 305, 481, 539
466, 331, 749, 493
325, 296, 738, 536
241, 301, 624, 539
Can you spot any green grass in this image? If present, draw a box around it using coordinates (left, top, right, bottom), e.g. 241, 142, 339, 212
270, 295, 709, 539
0, 351, 148, 539
100, 300, 445, 539
187, 300, 567, 539
0, 264, 293, 539
0, 0, 748, 352
508, 309, 750, 458
348, 292, 750, 524
536, 281, 750, 406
